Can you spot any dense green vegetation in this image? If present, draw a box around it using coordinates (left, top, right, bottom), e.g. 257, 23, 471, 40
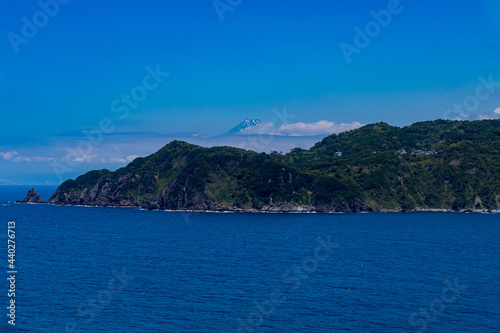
49, 119, 500, 211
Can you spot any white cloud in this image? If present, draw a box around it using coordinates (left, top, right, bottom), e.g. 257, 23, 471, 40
478, 114, 493, 120
0, 151, 19, 160
239, 120, 363, 136
447, 112, 469, 120
126, 155, 140, 162
13, 156, 32, 162
0, 151, 56, 163
105, 154, 140, 164
477, 107, 500, 120
71, 154, 98, 163
278, 120, 363, 136
31, 156, 55, 162
92, 154, 141, 164
109, 158, 127, 163
239, 122, 280, 135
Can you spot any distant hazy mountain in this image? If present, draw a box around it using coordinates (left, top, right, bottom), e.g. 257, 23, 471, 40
225, 119, 261, 135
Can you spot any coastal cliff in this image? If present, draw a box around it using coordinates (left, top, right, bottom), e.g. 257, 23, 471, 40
36, 120, 500, 212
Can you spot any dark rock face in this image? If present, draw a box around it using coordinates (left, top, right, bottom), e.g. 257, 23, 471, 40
47, 176, 370, 212
17, 188, 46, 204
48, 175, 140, 207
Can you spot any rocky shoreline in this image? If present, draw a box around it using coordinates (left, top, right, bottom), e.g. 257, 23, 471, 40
17, 188, 497, 214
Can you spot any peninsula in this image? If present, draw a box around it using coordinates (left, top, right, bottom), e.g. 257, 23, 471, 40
24, 120, 500, 212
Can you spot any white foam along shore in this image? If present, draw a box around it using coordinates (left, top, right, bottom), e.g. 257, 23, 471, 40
15, 201, 500, 214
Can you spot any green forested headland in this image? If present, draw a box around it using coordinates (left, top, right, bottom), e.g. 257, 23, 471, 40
47, 119, 500, 212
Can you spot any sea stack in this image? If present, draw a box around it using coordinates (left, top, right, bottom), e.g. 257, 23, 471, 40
17, 188, 46, 204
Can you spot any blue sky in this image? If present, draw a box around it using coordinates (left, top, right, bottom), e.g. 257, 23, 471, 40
1, 0, 499, 185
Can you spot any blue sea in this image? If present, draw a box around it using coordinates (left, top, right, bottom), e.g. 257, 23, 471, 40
0, 186, 499, 332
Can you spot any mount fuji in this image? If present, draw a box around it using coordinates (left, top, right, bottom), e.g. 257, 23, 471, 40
224, 119, 261, 135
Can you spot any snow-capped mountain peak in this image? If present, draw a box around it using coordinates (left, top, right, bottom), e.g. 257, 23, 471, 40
225, 119, 261, 135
